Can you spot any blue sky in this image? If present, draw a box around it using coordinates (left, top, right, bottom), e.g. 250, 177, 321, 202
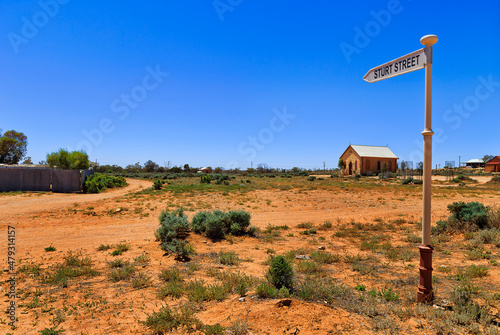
1, 1, 499, 169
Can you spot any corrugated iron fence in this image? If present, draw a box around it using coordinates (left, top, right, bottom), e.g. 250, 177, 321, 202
0, 166, 94, 193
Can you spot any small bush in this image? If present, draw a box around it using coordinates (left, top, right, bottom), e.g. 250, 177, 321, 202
267, 256, 294, 290
153, 179, 162, 190
295, 278, 348, 303
158, 281, 184, 299
433, 202, 491, 234
134, 254, 151, 265
319, 221, 333, 230
96, 244, 112, 251
110, 243, 130, 256
109, 265, 136, 282
307, 176, 316, 181
132, 272, 151, 288
413, 179, 423, 185
42, 252, 98, 286
310, 251, 341, 264
159, 267, 183, 282
218, 250, 241, 265
226, 318, 250, 335
465, 265, 489, 278
108, 258, 129, 268
200, 175, 211, 184
44, 245, 56, 252
190, 209, 252, 239
451, 285, 491, 324
401, 177, 413, 185
142, 305, 202, 333
156, 208, 193, 261
84, 173, 127, 193
296, 222, 313, 229
256, 282, 278, 298
38, 326, 65, 335
203, 323, 226, 335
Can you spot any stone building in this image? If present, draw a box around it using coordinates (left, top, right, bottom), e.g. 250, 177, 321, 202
339, 145, 398, 176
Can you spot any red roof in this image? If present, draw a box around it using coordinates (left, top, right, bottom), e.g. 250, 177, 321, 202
486, 156, 500, 165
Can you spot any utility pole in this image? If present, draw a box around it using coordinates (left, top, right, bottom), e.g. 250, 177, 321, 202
458, 156, 461, 168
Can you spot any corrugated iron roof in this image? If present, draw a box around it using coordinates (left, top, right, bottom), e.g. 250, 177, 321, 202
351, 145, 398, 159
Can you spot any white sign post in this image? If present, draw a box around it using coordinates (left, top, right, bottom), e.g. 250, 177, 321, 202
364, 34, 438, 303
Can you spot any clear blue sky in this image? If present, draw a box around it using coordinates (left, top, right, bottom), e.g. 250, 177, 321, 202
1, 1, 499, 169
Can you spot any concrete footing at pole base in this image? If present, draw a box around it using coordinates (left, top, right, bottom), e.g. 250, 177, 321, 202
417, 244, 434, 302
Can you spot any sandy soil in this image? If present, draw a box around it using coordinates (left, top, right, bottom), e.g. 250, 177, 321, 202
1, 177, 499, 334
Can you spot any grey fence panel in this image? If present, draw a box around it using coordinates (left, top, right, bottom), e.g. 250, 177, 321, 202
21, 168, 51, 191
52, 169, 82, 193
0, 168, 24, 192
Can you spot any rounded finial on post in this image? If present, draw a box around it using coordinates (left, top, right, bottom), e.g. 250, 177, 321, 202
420, 34, 438, 46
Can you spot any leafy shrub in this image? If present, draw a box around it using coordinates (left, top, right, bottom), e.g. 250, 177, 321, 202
84, 173, 127, 193
153, 179, 162, 190
45, 245, 56, 252
156, 208, 192, 261
109, 264, 135, 282
256, 282, 278, 298
307, 176, 316, 181
310, 251, 341, 264
159, 267, 183, 282
38, 326, 65, 335
451, 285, 492, 325
203, 323, 227, 335
433, 202, 490, 234
218, 250, 241, 265
142, 305, 202, 333
200, 175, 211, 184
190, 209, 252, 239
42, 252, 98, 286
267, 255, 294, 290
295, 278, 348, 303
401, 177, 413, 185
488, 176, 500, 184
413, 179, 423, 185
132, 272, 151, 288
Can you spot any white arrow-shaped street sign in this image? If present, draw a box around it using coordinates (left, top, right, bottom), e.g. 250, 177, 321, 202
363, 47, 428, 83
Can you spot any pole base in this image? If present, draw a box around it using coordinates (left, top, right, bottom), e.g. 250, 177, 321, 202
417, 244, 434, 303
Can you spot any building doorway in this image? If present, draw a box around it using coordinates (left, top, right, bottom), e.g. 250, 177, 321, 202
349, 162, 353, 175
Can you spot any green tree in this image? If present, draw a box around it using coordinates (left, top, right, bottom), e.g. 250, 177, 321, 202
482, 155, 494, 163
0, 129, 28, 164
143, 160, 159, 173
46, 149, 90, 169
22, 156, 33, 164
338, 158, 346, 170
267, 256, 294, 290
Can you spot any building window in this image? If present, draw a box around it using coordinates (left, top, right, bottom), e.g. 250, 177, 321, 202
377, 161, 381, 170
389, 162, 392, 171
366, 160, 370, 170
355, 161, 357, 171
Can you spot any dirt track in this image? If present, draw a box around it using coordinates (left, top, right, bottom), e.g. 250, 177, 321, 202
0, 178, 151, 217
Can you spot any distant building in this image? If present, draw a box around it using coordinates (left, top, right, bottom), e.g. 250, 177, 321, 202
485, 156, 500, 173
463, 159, 484, 168
198, 167, 212, 174
339, 145, 398, 176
